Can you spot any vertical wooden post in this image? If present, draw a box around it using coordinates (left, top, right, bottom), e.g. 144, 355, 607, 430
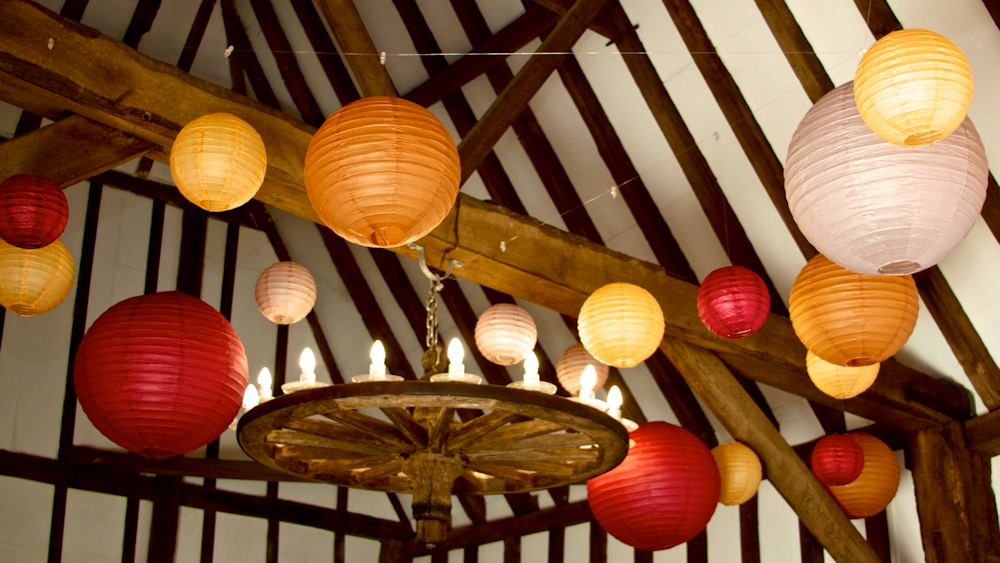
334, 486, 348, 563
687, 530, 708, 562
634, 549, 653, 562
147, 476, 182, 563
589, 518, 607, 563
740, 496, 761, 563
864, 511, 891, 563
798, 520, 824, 562
504, 535, 521, 563
548, 525, 565, 563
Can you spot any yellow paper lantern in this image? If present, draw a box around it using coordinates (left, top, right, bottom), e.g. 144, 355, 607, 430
790, 255, 918, 367
855, 29, 973, 146
170, 113, 267, 212
806, 351, 880, 400
711, 442, 762, 506
556, 344, 609, 395
304, 97, 460, 248
254, 261, 317, 325
474, 304, 537, 365
578, 283, 664, 369
828, 433, 900, 519
0, 238, 74, 317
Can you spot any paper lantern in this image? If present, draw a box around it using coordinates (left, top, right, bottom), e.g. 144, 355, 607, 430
588, 421, 719, 551
790, 255, 918, 366
578, 283, 664, 368
711, 442, 762, 506
170, 113, 267, 212
0, 238, 74, 317
697, 266, 770, 339
474, 303, 537, 365
855, 29, 973, 146
556, 344, 609, 395
786, 82, 987, 276
828, 433, 900, 519
806, 351, 880, 399
811, 434, 864, 487
73, 291, 248, 459
304, 96, 460, 248
0, 174, 69, 249
255, 261, 317, 325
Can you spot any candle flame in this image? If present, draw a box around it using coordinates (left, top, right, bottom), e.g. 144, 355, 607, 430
581, 365, 597, 393
447, 338, 464, 364
257, 367, 272, 388
608, 385, 623, 409
242, 384, 260, 409
299, 348, 316, 373
370, 340, 386, 365
524, 351, 539, 374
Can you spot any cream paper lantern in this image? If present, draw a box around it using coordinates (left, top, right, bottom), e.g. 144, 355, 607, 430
806, 351, 880, 400
855, 29, 973, 147
578, 283, 664, 369
711, 442, 763, 506
254, 261, 317, 325
556, 344, 609, 395
0, 238, 75, 316
474, 303, 537, 366
786, 82, 988, 276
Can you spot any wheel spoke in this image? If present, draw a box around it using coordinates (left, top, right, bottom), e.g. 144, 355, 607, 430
380, 407, 428, 447
322, 409, 413, 450
467, 447, 600, 463
446, 411, 522, 450
462, 419, 566, 451
282, 419, 401, 455
465, 432, 596, 453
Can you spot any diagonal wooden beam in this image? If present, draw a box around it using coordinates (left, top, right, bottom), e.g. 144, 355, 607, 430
288, 0, 360, 106
315, 0, 397, 97
752, 0, 833, 104
457, 0, 614, 183
659, 337, 881, 563
0, 115, 153, 186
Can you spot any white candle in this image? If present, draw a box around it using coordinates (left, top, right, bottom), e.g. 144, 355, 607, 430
448, 338, 465, 376
523, 351, 540, 387
242, 384, 260, 410
299, 348, 316, 384
607, 385, 623, 420
369, 340, 387, 379
257, 367, 273, 400
580, 365, 597, 400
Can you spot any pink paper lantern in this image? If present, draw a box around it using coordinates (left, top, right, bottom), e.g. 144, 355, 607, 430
0, 174, 69, 249
811, 434, 864, 486
697, 266, 770, 339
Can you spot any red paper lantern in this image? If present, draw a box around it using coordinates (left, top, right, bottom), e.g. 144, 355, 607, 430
588, 421, 720, 551
697, 266, 770, 339
827, 432, 900, 519
0, 174, 69, 249
811, 434, 864, 486
74, 291, 248, 459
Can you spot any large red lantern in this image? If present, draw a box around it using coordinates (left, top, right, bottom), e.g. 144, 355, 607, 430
587, 422, 719, 551
697, 266, 770, 339
0, 174, 69, 249
74, 291, 248, 459
811, 434, 864, 486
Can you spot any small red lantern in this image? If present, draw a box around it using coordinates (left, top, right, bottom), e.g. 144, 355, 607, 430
697, 266, 770, 339
588, 421, 719, 551
0, 174, 69, 249
811, 434, 864, 486
74, 292, 248, 459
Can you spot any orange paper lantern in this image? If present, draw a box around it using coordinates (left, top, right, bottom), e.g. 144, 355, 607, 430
790, 255, 918, 366
0, 238, 74, 317
170, 113, 267, 212
304, 97, 460, 248
254, 261, 317, 325
828, 433, 900, 519
474, 303, 537, 366
556, 344, 609, 395
578, 283, 664, 368
712, 442, 762, 506
806, 351, 880, 399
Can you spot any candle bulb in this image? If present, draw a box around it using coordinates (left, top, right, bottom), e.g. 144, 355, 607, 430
242, 384, 260, 410
448, 338, 465, 376
524, 351, 539, 387
607, 385, 623, 420
370, 340, 386, 378
257, 367, 273, 401
299, 347, 316, 383
580, 365, 597, 400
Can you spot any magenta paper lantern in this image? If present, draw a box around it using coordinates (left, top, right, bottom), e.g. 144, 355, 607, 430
697, 266, 770, 339
587, 421, 720, 551
0, 174, 69, 249
811, 434, 864, 486
74, 291, 248, 459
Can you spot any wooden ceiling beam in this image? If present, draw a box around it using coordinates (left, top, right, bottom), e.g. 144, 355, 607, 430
457, 0, 614, 183
288, 0, 360, 106
315, 0, 397, 97
965, 408, 1000, 456
529, 0, 620, 42
220, 0, 280, 109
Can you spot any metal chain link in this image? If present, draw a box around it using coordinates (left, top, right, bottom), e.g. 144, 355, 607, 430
425, 278, 443, 350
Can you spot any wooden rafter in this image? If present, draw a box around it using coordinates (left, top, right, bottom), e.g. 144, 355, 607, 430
315, 0, 397, 97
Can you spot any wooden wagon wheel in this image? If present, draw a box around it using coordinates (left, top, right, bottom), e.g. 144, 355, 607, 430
238, 381, 629, 547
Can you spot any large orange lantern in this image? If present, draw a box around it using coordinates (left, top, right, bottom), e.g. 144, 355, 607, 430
578, 283, 664, 368
790, 255, 918, 366
304, 97, 460, 248
556, 344, 609, 395
827, 433, 900, 519
474, 304, 537, 366
711, 442, 762, 506
254, 261, 317, 325
0, 239, 75, 317
170, 113, 267, 212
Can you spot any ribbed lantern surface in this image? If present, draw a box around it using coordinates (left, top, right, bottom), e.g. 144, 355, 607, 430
827, 433, 900, 519
855, 29, 973, 147
588, 422, 719, 551
170, 113, 267, 212
811, 434, 865, 487
578, 283, 664, 368
806, 351, 880, 399
697, 266, 770, 339
0, 239, 74, 317
0, 174, 69, 249
790, 255, 918, 366
556, 344, 609, 395
255, 261, 317, 325
74, 291, 249, 459
711, 442, 762, 506
304, 97, 460, 248
474, 303, 537, 366
786, 82, 987, 276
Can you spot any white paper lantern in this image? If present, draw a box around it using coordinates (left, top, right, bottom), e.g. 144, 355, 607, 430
474, 304, 537, 366
786, 82, 988, 276
255, 261, 317, 325
556, 344, 609, 395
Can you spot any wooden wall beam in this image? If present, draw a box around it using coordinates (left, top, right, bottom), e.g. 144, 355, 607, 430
740, 496, 761, 563
965, 408, 1000, 456
314, 0, 397, 97
530, 0, 621, 41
